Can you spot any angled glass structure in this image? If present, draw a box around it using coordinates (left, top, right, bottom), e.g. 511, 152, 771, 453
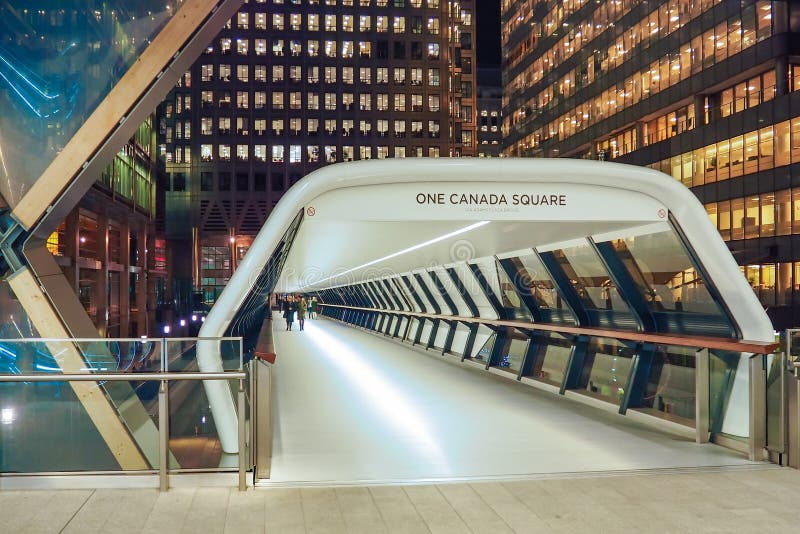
201, 158, 777, 453
0, 1, 246, 470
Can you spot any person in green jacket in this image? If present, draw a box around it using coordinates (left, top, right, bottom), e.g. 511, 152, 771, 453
298, 297, 308, 331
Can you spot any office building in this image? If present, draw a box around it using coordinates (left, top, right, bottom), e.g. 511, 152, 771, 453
158, 0, 477, 303
476, 67, 503, 157
501, 0, 800, 328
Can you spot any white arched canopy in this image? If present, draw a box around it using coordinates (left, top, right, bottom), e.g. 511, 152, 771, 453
199, 159, 774, 453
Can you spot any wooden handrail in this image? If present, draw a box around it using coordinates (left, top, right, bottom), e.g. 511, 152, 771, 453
321, 304, 779, 354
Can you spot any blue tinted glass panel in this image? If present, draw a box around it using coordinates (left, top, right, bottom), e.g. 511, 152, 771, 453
553, 242, 631, 314
514, 253, 577, 324
0, 2, 183, 207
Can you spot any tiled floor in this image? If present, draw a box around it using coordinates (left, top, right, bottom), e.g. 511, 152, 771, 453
3, 467, 800, 533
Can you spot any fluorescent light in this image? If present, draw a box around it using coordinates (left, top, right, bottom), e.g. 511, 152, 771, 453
300, 220, 490, 290
1, 408, 14, 424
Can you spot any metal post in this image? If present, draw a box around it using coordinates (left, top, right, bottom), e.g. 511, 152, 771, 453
158, 380, 169, 491
255, 361, 273, 480
238, 377, 247, 491
695, 348, 710, 444
749, 354, 767, 461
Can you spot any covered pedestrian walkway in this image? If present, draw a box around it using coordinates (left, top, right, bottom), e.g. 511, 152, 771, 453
267, 312, 753, 485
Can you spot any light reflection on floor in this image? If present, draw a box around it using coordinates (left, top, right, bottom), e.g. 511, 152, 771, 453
268, 315, 754, 484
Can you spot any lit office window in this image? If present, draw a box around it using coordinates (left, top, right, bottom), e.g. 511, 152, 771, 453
201, 117, 213, 135
272, 65, 285, 82
411, 120, 423, 137
255, 119, 267, 135
290, 118, 302, 135
237, 145, 249, 161
307, 145, 320, 162
376, 67, 389, 84
428, 94, 440, 112
236, 117, 248, 135
220, 38, 232, 54
376, 16, 388, 32
272, 145, 284, 163
289, 65, 302, 83
342, 119, 354, 136
377, 146, 389, 159
325, 41, 337, 57
308, 66, 320, 83
377, 119, 389, 136
428, 43, 440, 59
237, 12, 249, 29
308, 92, 320, 110
290, 13, 302, 31
428, 120, 440, 138
395, 146, 406, 158
342, 67, 354, 84
237, 39, 249, 55
342, 93, 354, 110
255, 39, 267, 56
289, 40, 302, 56
325, 14, 337, 31
394, 94, 406, 112
254, 145, 267, 162
377, 94, 389, 111
428, 69, 440, 87
325, 93, 337, 111
325, 119, 337, 135
272, 93, 284, 110
273, 13, 284, 30
343, 14, 354, 31
271, 119, 283, 136
411, 94, 423, 112
290, 92, 302, 110
201, 64, 213, 82
219, 144, 231, 161
324, 66, 337, 83
394, 68, 406, 85
342, 41, 354, 58
359, 67, 371, 84
255, 12, 266, 30
429, 146, 440, 157
308, 40, 320, 57
410, 67, 422, 85
219, 64, 231, 82
254, 65, 266, 82
308, 119, 319, 135
359, 94, 371, 110
428, 16, 440, 34
360, 146, 372, 159
254, 91, 266, 109
290, 145, 302, 163
394, 120, 406, 138
308, 14, 319, 31
237, 65, 249, 82
393, 16, 405, 33
325, 146, 337, 162
360, 15, 371, 31
218, 117, 231, 135
236, 91, 249, 109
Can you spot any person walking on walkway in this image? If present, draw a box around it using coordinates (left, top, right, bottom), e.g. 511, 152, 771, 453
284, 296, 297, 330
309, 297, 317, 319
298, 297, 308, 331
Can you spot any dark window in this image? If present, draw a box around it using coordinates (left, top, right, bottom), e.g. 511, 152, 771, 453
377, 41, 388, 59
271, 172, 284, 191
172, 173, 186, 192
411, 41, 422, 60
218, 172, 231, 191
201, 172, 213, 191
236, 172, 249, 191
460, 33, 472, 50
393, 41, 406, 59
254, 172, 266, 191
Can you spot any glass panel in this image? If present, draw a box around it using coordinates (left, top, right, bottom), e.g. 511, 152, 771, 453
606, 223, 726, 316
514, 253, 577, 324
640, 345, 696, 425
580, 337, 635, 406
531, 332, 571, 387
490, 258, 533, 320
0, 2, 184, 207
495, 329, 527, 374
708, 350, 742, 434
553, 242, 631, 313
1, 381, 123, 472
471, 330, 495, 362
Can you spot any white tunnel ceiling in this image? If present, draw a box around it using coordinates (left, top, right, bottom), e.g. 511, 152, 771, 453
277, 179, 666, 293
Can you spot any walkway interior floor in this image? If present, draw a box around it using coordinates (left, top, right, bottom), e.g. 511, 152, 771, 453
268, 315, 755, 484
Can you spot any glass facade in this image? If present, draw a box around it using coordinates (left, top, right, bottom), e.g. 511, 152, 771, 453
0, 1, 182, 208
501, 0, 799, 327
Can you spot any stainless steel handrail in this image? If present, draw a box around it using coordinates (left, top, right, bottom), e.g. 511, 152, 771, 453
0, 370, 248, 491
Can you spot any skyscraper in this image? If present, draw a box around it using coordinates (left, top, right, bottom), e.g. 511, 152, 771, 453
501, 0, 800, 328
158, 0, 476, 304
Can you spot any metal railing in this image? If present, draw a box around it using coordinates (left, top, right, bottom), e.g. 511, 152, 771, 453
0, 371, 247, 490
0, 336, 251, 490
